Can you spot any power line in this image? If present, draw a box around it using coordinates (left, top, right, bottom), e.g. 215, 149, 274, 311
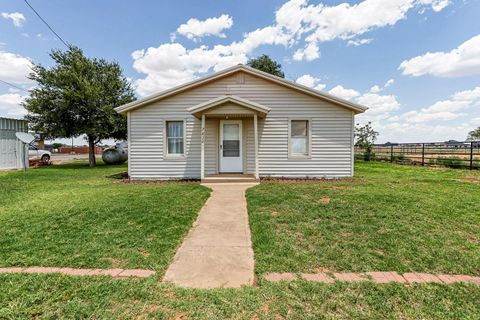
0, 79, 28, 92
23, 0, 70, 48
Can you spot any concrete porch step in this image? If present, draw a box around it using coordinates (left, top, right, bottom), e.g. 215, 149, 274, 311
202, 174, 258, 183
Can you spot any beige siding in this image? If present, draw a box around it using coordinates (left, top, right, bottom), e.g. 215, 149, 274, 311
205, 118, 218, 175
204, 102, 255, 116
129, 72, 354, 179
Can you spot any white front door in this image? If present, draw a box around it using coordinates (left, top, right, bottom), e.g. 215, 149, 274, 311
220, 120, 243, 172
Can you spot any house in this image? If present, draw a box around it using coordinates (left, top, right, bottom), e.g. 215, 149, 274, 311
115, 65, 367, 181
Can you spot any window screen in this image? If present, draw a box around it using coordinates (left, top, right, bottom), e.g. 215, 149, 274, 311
291, 120, 308, 156
166, 121, 184, 155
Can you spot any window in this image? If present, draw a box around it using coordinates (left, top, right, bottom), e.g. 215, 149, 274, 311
166, 121, 184, 155
290, 120, 309, 157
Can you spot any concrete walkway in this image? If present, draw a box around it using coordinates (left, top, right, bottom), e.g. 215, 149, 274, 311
164, 182, 257, 288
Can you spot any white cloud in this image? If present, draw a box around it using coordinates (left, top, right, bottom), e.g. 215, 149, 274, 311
328, 85, 360, 100
293, 43, 320, 61
132, 23, 293, 96
369, 85, 381, 93
132, 43, 248, 96
369, 78, 395, 93
397, 86, 480, 123
295, 74, 326, 90
328, 82, 401, 122
384, 79, 394, 88
175, 14, 233, 41
1, 12, 26, 27
350, 84, 480, 143
375, 122, 472, 143
347, 38, 373, 47
131, 0, 450, 95
276, 0, 450, 61
428, 0, 450, 12
0, 51, 33, 84
0, 93, 27, 117
357, 93, 401, 116
399, 34, 480, 77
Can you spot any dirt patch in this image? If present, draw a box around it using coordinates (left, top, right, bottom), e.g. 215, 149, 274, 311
261, 177, 367, 183
115, 179, 200, 185
29, 159, 52, 168
173, 313, 186, 320
319, 196, 331, 204
271, 211, 279, 217
314, 266, 335, 273
103, 257, 126, 268
260, 303, 270, 314
107, 172, 129, 179
138, 248, 151, 257
460, 176, 480, 183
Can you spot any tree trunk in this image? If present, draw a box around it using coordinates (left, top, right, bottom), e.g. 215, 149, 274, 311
88, 136, 97, 167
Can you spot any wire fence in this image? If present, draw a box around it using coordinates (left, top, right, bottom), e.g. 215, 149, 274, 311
355, 141, 480, 170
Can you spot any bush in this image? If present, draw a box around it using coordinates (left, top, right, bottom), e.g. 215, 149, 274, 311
392, 154, 406, 162
363, 151, 376, 161
435, 157, 465, 168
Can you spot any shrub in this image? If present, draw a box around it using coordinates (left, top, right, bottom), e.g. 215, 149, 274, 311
392, 154, 406, 162
435, 157, 465, 168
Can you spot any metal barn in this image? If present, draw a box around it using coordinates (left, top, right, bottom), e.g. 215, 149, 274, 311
0, 117, 28, 170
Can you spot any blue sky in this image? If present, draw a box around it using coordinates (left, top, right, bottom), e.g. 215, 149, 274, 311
1, 0, 479, 143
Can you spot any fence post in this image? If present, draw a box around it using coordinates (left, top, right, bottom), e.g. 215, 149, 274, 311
422, 143, 425, 166
470, 142, 474, 170
390, 144, 394, 163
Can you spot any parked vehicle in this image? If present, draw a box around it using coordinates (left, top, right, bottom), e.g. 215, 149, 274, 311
28, 145, 51, 163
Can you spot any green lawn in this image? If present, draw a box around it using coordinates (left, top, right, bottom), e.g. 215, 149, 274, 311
1, 274, 479, 319
1, 161, 479, 319
0, 162, 210, 271
247, 161, 480, 275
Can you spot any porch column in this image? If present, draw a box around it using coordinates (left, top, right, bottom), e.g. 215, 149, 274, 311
201, 114, 205, 180
254, 113, 259, 180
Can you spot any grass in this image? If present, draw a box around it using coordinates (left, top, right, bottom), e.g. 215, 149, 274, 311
0, 162, 210, 272
247, 161, 480, 275
1, 274, 479, 319
1, 161, 479, 319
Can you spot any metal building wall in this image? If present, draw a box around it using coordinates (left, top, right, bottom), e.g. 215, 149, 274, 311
0, 117, 28, 170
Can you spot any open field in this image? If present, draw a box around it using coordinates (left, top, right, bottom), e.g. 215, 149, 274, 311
1, 161, 479, 319
355, 144, 480, 169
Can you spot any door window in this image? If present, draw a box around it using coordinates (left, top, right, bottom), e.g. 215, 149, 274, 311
223, 124, 240, 157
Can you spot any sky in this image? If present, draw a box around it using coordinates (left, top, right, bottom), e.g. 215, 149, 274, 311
1, 0, 479, 144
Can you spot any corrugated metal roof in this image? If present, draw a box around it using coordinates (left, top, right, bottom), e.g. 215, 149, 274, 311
0, 117, 28, 132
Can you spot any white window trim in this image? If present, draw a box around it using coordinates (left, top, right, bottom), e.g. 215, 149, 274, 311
288, 118, 312, 159
163, 119, 186, 160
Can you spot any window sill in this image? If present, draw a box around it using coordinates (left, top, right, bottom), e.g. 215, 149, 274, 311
164, 154, 186, 160
288, 154, 312, 160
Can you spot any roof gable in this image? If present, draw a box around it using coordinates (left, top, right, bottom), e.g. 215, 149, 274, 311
187, 95, 270, 118
115, 65, 368, 114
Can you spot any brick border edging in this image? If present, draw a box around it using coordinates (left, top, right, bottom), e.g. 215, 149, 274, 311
264, 272, 480, 285
0, 267, 155, 278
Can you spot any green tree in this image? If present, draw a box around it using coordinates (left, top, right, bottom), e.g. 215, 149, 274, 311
24, 46, 135, 167
247, 54, 285, 78
52, 143, 63, 149
355, 122, 379, 161
467, 127, 480, 140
